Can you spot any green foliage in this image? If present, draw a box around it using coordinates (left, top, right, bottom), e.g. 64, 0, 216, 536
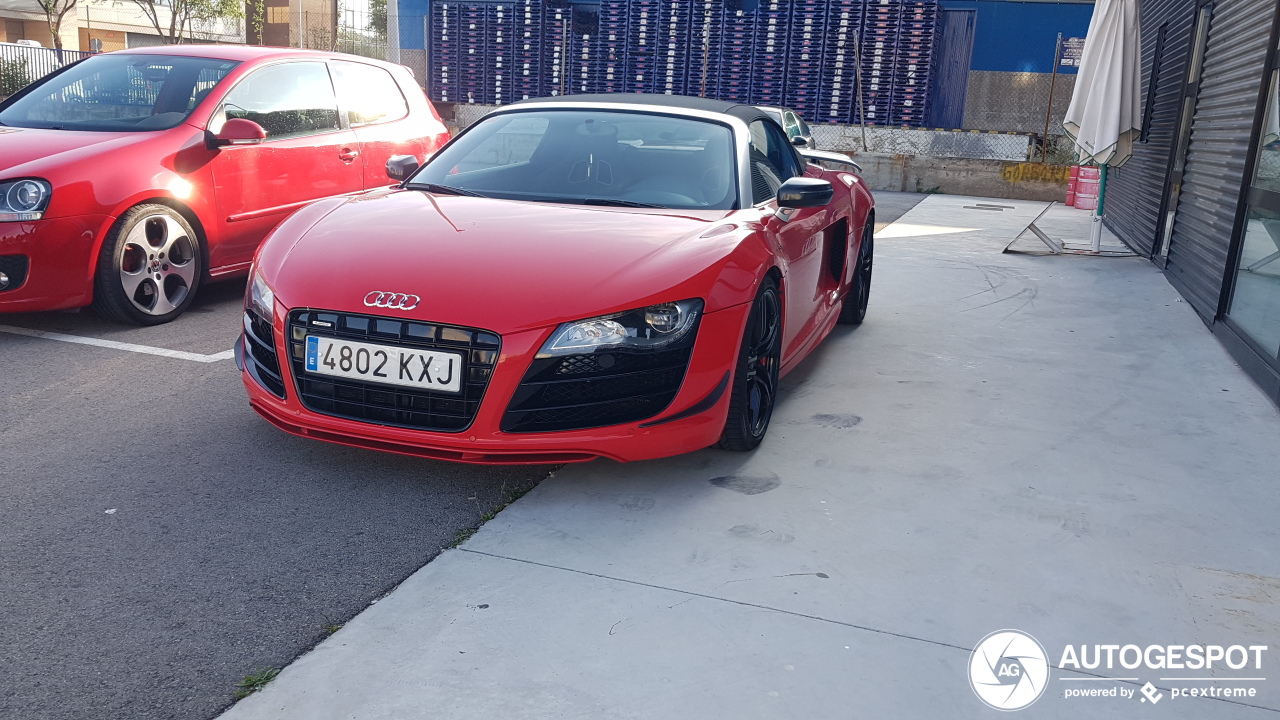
128, 0, 243, 43
0, 58, 29, 97
233, 667, 281, 699
444, 482, 536, 549
251, 0, 266, 43
368, 0, 388, 41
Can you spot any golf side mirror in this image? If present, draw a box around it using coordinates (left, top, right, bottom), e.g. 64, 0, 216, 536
212, 118, 267, 146
791, 135, 810, 147
777, 177, 834, 209
386, 155, 420, 182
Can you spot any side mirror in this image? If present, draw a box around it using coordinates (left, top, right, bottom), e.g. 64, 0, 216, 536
777, 177, 834, 209
386, 154, 420, 182
791, 135, 810, 147
212, 118, 267, 147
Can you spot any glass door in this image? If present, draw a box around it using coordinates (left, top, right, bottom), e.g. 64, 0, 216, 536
1224, 63, 1280, 360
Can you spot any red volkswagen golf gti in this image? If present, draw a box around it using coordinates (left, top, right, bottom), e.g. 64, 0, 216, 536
239, 95, 876, 463
0, 45, 449, 324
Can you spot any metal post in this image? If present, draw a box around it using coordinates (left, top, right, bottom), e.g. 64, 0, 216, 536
700, 3, 710, 98
1090, 164, 1108, 252
1041, 33, 1063, 163
852, 25, 867, 152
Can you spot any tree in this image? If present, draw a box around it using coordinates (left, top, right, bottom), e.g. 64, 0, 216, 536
1, 58, 31, 96
127, 0, 243, 44
35, 0, 78, 51
367, 0, 387, 42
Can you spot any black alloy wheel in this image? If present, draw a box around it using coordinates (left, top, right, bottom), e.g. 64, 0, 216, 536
839, 221, 874, 325
718, 277, 783, 451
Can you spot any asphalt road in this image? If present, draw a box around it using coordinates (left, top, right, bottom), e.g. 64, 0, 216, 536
0, 191, 924, 720
0, 279, 549, 720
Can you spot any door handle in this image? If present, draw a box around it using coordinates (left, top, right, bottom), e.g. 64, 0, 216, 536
338, 148, 359, 162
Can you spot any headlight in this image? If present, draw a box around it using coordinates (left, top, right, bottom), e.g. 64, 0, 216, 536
538, 299, 703, 357
246, 266, 275, 322
0, 179, 52, 221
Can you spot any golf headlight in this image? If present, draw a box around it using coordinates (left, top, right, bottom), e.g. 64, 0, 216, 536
0, 179, 52, 221
539, 299, 703, 357
246, 267, 275, 322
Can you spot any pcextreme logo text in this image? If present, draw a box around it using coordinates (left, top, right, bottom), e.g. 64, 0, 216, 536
969, 630, 1269, 710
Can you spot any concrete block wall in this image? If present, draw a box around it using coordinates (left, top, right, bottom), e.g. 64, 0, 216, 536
850, 152, 1070, 201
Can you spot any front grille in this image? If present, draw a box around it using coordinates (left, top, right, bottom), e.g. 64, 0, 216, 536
243, 309, 286, 398
501, 323, 699, 433
287, 309, 500, 433
0, 255, 29, 292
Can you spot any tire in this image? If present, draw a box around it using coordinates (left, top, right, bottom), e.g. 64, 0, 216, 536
838, 221, 874, 325
717, 277, 783, 452
92, 204, 202, 326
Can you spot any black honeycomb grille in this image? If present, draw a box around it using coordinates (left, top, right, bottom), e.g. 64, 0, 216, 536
243, 310, 285, 398
287, 310, 500, 433
501, 318, 700, 433
0, 255, 29, 293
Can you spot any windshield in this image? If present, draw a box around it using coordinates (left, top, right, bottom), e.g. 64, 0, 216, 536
0, 54, 239, 132
409, 109, 738, 210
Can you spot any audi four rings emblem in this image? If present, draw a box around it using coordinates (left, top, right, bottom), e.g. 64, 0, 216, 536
363, 291, 421, 310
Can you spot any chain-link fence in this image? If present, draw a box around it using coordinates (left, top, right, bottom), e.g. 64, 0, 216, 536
444, 102, 1036, 162
286, 9, 396, 58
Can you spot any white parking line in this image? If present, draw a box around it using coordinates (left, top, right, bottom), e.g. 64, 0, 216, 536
0, 324, 235, 363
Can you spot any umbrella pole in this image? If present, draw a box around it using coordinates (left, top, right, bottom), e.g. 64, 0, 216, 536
1090, 164, 1108, 252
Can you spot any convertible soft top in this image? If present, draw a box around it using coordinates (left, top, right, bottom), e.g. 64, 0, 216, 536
511, 93, 774, 127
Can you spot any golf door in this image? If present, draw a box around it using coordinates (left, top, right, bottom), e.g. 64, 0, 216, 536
208, 61, 364, 269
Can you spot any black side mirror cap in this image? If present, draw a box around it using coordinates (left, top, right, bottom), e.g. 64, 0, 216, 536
386, 155, 420, 182
791, 135, 810, 147
777, 177, 834, 208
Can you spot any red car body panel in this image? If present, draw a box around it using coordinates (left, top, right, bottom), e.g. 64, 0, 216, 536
241, 151, 875, 463
265, 191, 761, 329
0, 45, 450, 313
246, 299, 751, 464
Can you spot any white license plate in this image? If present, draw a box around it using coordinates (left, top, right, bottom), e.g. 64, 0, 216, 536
304, 336, 463, 393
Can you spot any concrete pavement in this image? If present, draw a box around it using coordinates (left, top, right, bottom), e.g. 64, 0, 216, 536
219, 195, 1280, 719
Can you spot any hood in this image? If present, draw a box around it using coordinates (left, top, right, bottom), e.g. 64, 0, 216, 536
270, 189, 742, 334
0, 126, 157, 175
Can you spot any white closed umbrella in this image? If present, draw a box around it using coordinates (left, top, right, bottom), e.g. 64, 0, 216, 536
1062, 0, 1142, 251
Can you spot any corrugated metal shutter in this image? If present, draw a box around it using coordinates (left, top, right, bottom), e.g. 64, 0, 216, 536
1164, 0, 1271, 318
125, 33, 165, 49
1103, 0, 1195, 256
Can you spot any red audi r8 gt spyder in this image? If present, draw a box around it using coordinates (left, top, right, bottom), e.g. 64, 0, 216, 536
238, 95, 875, 463
0, 45, 449, 324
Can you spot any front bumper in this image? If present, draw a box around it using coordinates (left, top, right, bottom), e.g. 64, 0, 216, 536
239, 302, 750, 464
0, 215, 110, 312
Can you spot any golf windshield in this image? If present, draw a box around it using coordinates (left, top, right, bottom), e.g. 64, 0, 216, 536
0, 54, 239, 132
409, 109, 739, 210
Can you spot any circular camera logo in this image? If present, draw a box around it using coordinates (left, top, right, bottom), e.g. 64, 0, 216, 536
969, 630, 1050, 711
